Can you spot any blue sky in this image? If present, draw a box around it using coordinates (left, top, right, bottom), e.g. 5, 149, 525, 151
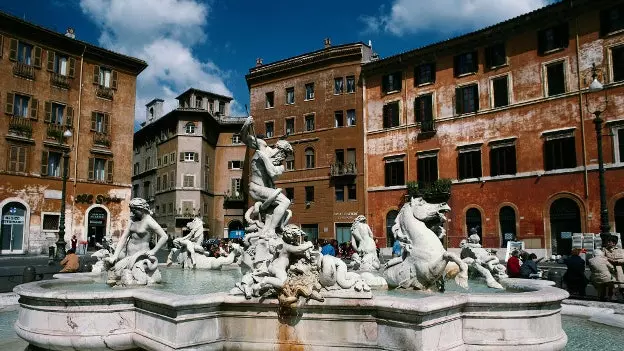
1, 0, 555, 128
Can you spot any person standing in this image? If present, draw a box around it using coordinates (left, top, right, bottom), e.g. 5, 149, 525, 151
563, 249, 588, 296
507, 250, 521, 278
71, 235, 78, 251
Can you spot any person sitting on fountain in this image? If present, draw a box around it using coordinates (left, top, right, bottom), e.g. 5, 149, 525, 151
105, 198, 168, 286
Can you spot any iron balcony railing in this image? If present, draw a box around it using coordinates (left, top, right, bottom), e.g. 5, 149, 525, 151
93, 132, 111, 148
46, 123, 65, 142
13, 62, 35, 80
8, 117, 33, 138
50, 73, 70, 89
96, 86, 114, 100
330, 162, 357, 177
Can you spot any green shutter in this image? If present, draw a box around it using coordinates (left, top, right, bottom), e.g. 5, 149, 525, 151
88, 158, 94, 180
194, 153, 199, 162
91, 112, 97, 130
30, 98, 38, 120
9, 38, 17, 61
9, 146, 18, 171
44, 101, 52, 123
93, 65, 99, 84
41, 151, 49, 176
103, 113, 110, 134
46, 50, 55, 71
179, 152, 184, 162
107, 160, 114, 183
68, 57, 76, 78
5, 92, 14, 115
111, 70, 118, 90
18, 147, 26, 172
65, 106, 74, 127
33, 46, 42, 68
455, 87, 462, 115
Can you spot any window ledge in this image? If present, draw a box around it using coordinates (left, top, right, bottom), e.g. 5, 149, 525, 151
603, 29, 624, 38
384, 90, 401, 95
304, 98, 315, 102
265, 106, 274, 110
542, 48, 565, 55
456, 72, 477, 78
416, 82, 434, 88
488, 63, 509, 70
367, 185, 407, 192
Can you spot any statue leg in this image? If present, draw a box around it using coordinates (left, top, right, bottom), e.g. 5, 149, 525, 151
475, 263, 504, 289
443, 252, 469, 289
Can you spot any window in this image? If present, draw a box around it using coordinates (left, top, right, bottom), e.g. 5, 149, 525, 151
305, 83, 315, 100
144, 157, 151, 171
208, 100, 214, 112
168, 203, 173, 214
50, 103, 64, 125
301, 224, 318, 242
335, 149, 345, 165
218, 101, 225, 115
347, 183, 357, 200
265, 92, 274, 108
383, 101, 400, 128
285, 118, 295, 135
265, 121, 274, 138
170, 171, 176, 188
13, 94, 30, 117
334, 111, 344, 127
385, 158, 405, 186
133, 163, 139, 175
98, 67, 112, 88
163, 174, 168, 190
170, 152, 175, 164
305, 148, 315, 168
458, 148, 482, 180
184, 152, 195, 162
454, 51, 478, 76
157, 157, 162, 168
133, 184, 139, 198
42, 214, 60, 231
415, 63, 435, 85
414, 94, 433, 123
346, 109, 356, 126
285, 187, 294, 201
228, 160, 243, 169
612, 45, 624, 83
156, 176, 161, 191
490, 142, 517, 176
195, 97, 202, 108
346, 76, 356, 93
305, 186, 315, 202
305, 114, 315, 131
8, 145, 27, 172
538, 24, 569, 54
455, 84, 479, 114
43, 151, 62, 177
54, 54, 68, 75
163, 155, 168, 165
382, 72, 402, 93
183, 175, 195, 188
232, 134, 242, 144
601, 5, 624, 36
285, 153, 294, 170
417, 154, 438, 186
347, 148, 356, 167
334, 77, 344, 94
185, 122, 196, 134
91, 112, 108, 133
94, 158, 106, 181
544, 133, 576, 170
615, 127, 624, 163
492, 76, 509, 108
231, 178, 242, 195
286, 87, 295, 104
17, 41, 33, 65
546, 61, 565, 96
485, 43, 506, 68
335, 186, 344, 202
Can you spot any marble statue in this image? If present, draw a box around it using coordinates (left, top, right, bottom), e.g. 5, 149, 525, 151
460, 233, 506, 289
383, 197, 468, 291
233, 117, 371, 306
349, 215, 380, 272
104, 198, 168, 286
91, 248, 110, 274
166, 217, 244, 269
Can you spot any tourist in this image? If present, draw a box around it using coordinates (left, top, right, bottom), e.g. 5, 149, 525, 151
520, 253, 539, 279
588, 249, 615, 301
392, 239, 402, 258
507, 250, 521, 278
71, 235, 78, 251
60, 248, 79, 273
321, 240, 335, 256
604, 235, 624, 300
563, 248, 588, 296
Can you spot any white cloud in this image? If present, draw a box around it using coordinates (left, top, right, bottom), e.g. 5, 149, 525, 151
79, 0, 243, 125
362, 0, 551, 36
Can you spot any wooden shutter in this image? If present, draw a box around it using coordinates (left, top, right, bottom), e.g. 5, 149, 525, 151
414, 67, 421, 86
171, 153, 176, 163
107, 160, 114, 183
455, 87, 463, 114
44, 101, 52, 123
91, 112, 97, 130
381, 75, 388, 93
5, 92, 14, 115
93, 65, 100, 84
88, 158, 95, 180
33, 46, 42, 68
30, 98, 38, 120
103, 113, 110, 134
382, 104, 389, 128
473, 85, 479, 112
18, 147, 26, 172
9, 38, 17, 61
68, 57, 76, 78
414, 97, 422, 123
46, 50, 55, 71
9, 146, 18, 171
41, 151, 49, 176
65, 106, 74, 127
179, 152, 184, 162
111, 70, 118, 90
453, 55, 460, 76
194, 153, 199, 162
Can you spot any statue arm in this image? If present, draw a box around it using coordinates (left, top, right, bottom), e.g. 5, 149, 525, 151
109, 223, 131, 262
258, 151, 283, 178
285, 241, 313, 254
241, 116, 267, 150
147, 217, 169, 256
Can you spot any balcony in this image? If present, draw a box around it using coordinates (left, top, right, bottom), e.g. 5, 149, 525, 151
93, 132, 111, 148
330, 163, 357, 177
96, 86, 114, 100
50, 73, 70, 89
8, 117, 33, 138
13, 62, 35, 80
46, 123, 65, 142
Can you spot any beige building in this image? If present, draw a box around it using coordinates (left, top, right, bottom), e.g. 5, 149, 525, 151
132, 88, 246, 239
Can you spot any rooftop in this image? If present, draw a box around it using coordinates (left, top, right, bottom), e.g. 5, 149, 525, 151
176, 88, 233, 101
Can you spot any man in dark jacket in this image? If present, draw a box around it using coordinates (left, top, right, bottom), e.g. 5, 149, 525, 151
520, 253, 539, 278
564, 248, 588, 296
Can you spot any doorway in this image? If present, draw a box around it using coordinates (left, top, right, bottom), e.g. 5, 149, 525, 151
1, 202, 26, 253
335, 223, 351, 244
615, 198, 624, 236
87, 207, 107, 250
465, 208, 482, 241
228, 220, 244, 239
549, 198, 581, 255
499, 206, 516, 248
386, 210, 398, 247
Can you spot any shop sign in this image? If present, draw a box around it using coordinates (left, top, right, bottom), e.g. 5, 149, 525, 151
76, 194, 123, 205
2, 215, 24, 224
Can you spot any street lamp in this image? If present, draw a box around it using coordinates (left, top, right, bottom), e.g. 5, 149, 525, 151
585, 63, 610, 244
55, 128, 73, 261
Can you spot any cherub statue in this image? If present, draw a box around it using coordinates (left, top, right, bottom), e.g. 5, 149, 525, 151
350, 215, 380, 271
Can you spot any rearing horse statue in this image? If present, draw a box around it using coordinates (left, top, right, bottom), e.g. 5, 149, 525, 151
383, 197, 469, 291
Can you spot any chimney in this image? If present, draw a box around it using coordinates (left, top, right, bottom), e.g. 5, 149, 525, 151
324, 37, 331, 48
65, 27, 75, 39
256, 58, 263, 67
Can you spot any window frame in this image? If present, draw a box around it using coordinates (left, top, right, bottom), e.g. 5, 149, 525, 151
305, 147, 315, 169
93, 158, 107, 181
346, 109, 356, 127
485, 43, 507, 69
305, 83, 315, 101
415, 63, 436, 86
609, 44, 624, 83
600, 5, 624, 36
285, 117, 295, 135
305, 186, 315, 203
286, 87, 295, 105
490, 74, 511, 108
543, 59, 567, 97
416, 152, 438, 186
538, 23, 569, 55
347, 183, 357, 201
457, 146, 483, 180
46, 151, 62, 177
334, 77, 344, 95
335, 185, 345, 202
454, 51, 478, 76
455, 83, 479, 115
98, 66, 112, 88
383, 101, 400, 129
543, 131, 577, 171
489, 140, 517, 176
265, 121, 274, 138
346, 76, 356, 93
414, 93, 434, 123
285, 187, 295, 201
265, 91, 275, 109
334, 110, 344, 128
41, 212, 61, 232
384, 157, 405, 187
185, 122, 196, 134
183, 152, 195, 162
304, 114, 315, 132
612, 125, 624, 164
13, 93, 30, 118
382, 71, 402, 94
183, 174, 195, 188
232, 134, 242, 144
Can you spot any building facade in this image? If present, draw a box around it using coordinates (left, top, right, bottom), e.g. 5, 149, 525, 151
0, 12, 147, 254
246, 40, 373, 243
362, 0, 624, 256
132, 88, 246, 239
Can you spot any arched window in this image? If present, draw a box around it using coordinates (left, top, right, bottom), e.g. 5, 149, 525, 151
465, 208, 482, 241
499, 206, 516, 248
305, 147, 315, 168
228, 220, 244, 239
386, 210, 399, 247
149, 107, 154, 118
185, 122, 196, 134
616, 198, 624, 235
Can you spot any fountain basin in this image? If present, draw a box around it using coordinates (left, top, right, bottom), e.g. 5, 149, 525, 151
13, 273, 568, 351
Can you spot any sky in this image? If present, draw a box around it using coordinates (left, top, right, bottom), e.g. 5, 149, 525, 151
1, 0, 557, 129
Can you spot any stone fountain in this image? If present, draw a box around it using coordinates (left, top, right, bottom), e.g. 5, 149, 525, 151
12, 116, 569, 350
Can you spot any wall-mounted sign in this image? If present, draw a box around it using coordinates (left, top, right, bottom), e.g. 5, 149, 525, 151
2, 215, 24, 224
76, 194, 123, 205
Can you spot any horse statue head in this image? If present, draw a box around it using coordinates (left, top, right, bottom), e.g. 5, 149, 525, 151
409, 197, 450, 225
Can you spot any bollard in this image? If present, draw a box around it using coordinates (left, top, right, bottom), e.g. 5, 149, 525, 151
23, 266, 36, 284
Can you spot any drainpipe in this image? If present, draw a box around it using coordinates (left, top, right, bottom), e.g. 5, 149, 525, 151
362, 75, 369, 219
572, 2, 589, 201
70, 45, 87, 238
403, 67, 410, 184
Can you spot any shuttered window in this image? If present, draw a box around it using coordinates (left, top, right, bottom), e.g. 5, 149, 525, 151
8, 145, 27, 172
89, 158, 113, 182
91, 112, 110, 133
93, 65, 118, 89
455, 84, 479, 115
383, 101, 400, 128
